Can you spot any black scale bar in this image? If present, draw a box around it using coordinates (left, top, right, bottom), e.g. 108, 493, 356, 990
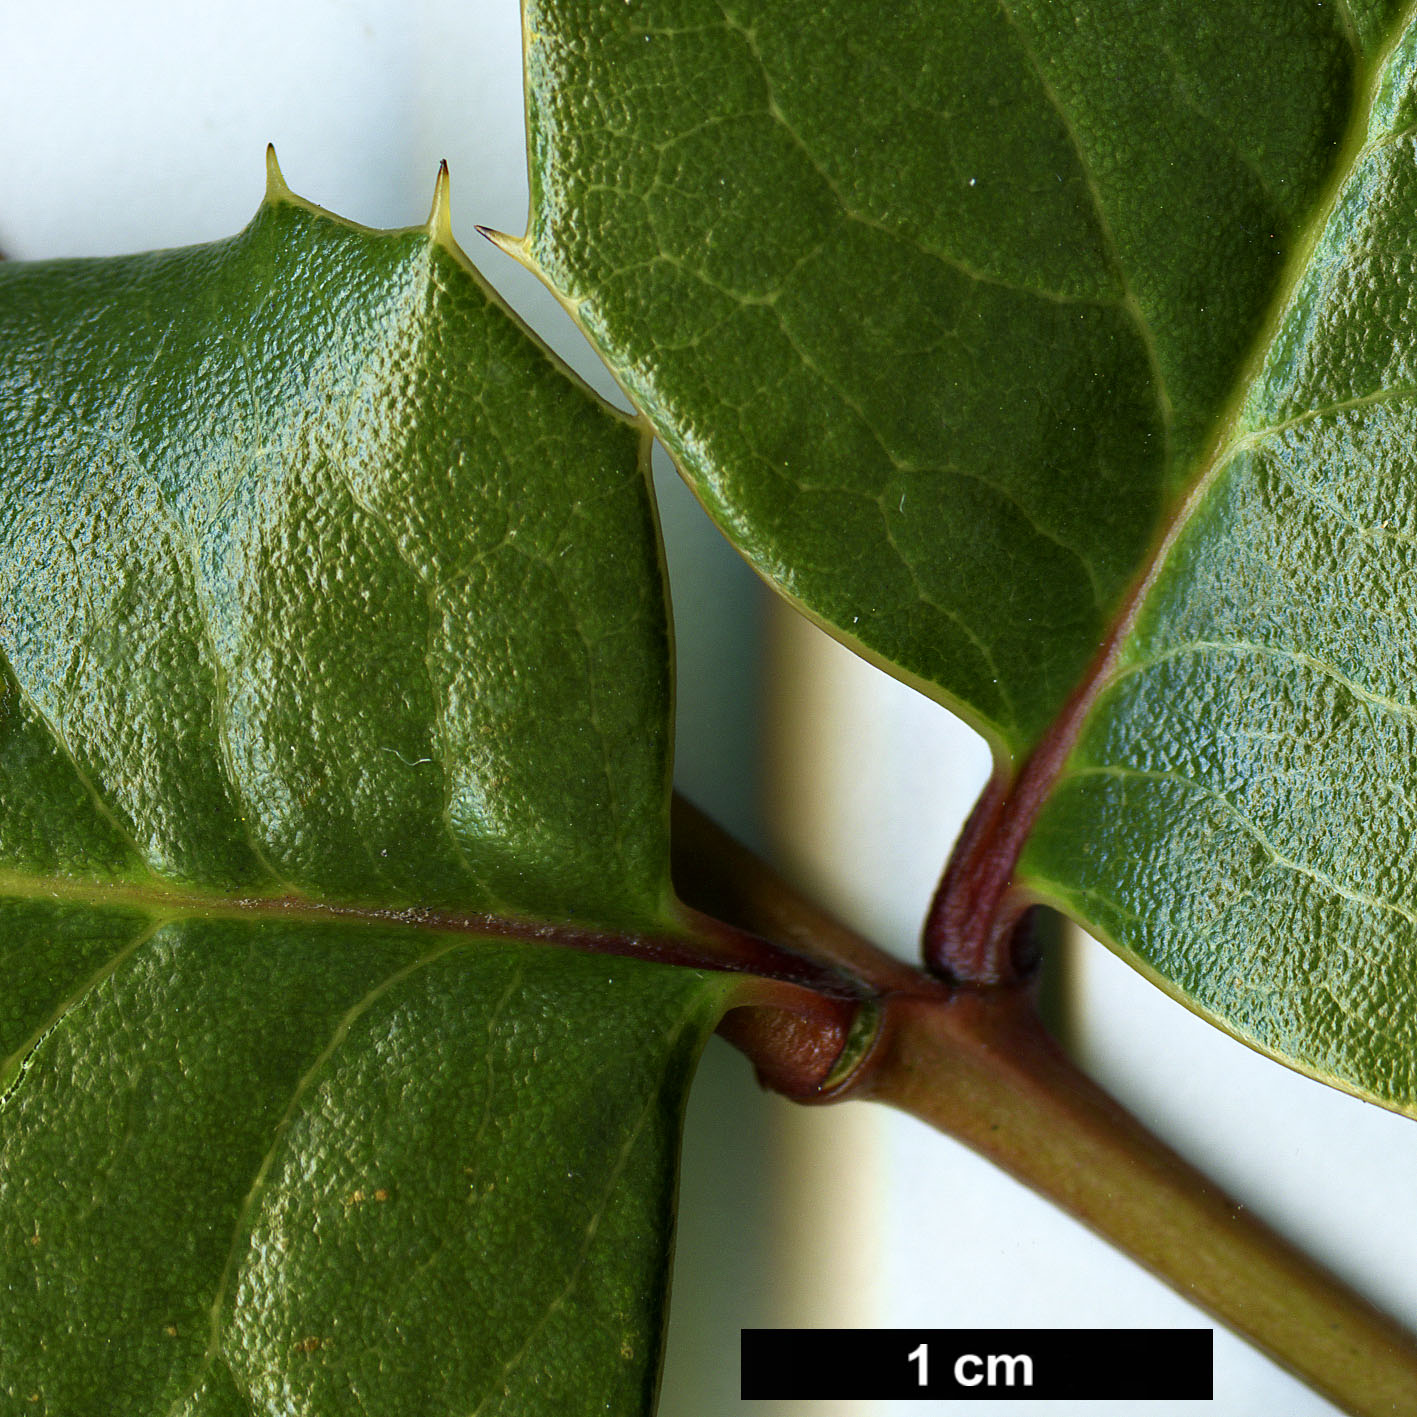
741, 1327, 1213, 1400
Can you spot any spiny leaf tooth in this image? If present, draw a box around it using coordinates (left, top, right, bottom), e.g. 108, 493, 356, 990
427, 159, 453, 245
475, 224, 530, 265
264, 143, 293, 205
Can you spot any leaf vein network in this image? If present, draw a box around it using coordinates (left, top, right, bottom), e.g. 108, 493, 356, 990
705, 5, 1117, 311
749, 291, 1106, 623
364, 962, 530, 1332
165, 935, 481, 1417
0, 918, 161, 1115
1105, 637, 1417, 722
1236, 383, 1417, 453
1063, 761, 1409, 954
466, 1002, 702, 1417
991, 0, 1175, 460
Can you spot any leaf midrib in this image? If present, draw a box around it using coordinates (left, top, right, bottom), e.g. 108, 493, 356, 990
0, 862, 856, 1005
1102, 8, 1417, 677
932, 5, 1417, 975
1031, 5, 1417, 781
0, 867, 573, 937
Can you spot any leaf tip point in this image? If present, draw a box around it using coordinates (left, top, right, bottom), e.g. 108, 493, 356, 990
264, 144, 293, 205
427, 160, 453, 245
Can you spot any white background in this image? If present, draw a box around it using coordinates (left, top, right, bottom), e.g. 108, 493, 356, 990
3, 4, 1416, 1415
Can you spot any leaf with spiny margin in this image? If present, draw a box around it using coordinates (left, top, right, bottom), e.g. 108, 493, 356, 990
0, 162, 743, 1414
514, 0, 1401, 760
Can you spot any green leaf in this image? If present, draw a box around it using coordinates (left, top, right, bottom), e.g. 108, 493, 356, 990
1019, 15, 1417, 1115
517, 0, 1398, 759
518, 0, 1417, 1113
0, 163, 739, 1411
3, 914, 730, 1415
0, 163, 674, 929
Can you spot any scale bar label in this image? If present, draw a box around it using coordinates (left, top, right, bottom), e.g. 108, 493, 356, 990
740, 1328, 1213, 1400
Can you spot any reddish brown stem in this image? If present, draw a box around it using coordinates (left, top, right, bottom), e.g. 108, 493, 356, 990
854, 989, 1417, 1416
676, 802, 1417, 1414
672, 795, 925, 997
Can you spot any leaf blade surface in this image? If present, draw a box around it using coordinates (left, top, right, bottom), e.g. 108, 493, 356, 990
0, 174, 738, 1412
519, 0, 1391, 756
1020, 16, 1417, 1112
522, 0, 1417, 1111
1, 911, 731, 1416
0, 186, 671, 925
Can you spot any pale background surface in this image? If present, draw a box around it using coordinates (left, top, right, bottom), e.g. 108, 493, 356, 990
3, 4, 1415, 1414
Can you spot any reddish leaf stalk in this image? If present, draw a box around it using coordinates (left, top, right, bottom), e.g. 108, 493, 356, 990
678, 802, 1417, 1415
923, 556, 1154, 984
673, 796, 927, 1098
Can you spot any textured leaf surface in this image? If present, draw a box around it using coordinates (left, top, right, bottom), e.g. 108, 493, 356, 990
0, 175, 737, 1412
1019, 15, 1417, 1114
519, 0, 1398, 758
1, 914, 729, 1416
0, 178, 672, 926
523, 0, 1417, 1113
